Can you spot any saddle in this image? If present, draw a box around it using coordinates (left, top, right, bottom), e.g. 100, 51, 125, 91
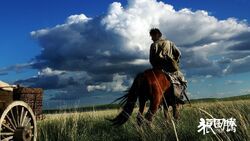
163, 70, 188, 104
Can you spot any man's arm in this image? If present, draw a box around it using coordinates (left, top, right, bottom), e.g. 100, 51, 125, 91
171, 42, 181, 63
149, 44, 156, 66
149, 44, 162, 68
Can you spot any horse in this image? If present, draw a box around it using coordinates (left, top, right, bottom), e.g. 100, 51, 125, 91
109, 69, 181, 126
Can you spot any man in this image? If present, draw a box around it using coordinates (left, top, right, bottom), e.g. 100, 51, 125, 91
149, 28, 187, 104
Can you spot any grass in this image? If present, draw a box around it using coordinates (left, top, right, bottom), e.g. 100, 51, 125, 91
38, 99, 250, 141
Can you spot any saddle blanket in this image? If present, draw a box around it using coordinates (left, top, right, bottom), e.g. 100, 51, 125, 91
163, 71, 187, 99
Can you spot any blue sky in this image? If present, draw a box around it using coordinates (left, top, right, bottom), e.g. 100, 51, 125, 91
0, 0, 126, 79
1, 0, 250, 109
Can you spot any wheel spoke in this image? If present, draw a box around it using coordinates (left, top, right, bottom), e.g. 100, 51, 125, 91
25, 118, 31, 127
2, 135, 13, 141
20, 107, 25, 126
21, 111, 28, 126
16, 106, 20, 126
0, 132, 14, 136
1, 101, 37, 141
6, 115, 16, 130
2, 123, 15, 132
10, 109, 18, 128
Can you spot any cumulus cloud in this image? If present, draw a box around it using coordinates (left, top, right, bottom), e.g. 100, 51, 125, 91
38, 67, 66, 76
14, 0, 250, 101
87, 73, 131, 92
223, 55, 250, 74
225, 80, 243, 85
16, 67, 84, 90
66, 14, 91, 24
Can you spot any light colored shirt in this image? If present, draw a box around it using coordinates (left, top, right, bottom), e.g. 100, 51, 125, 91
150, 38, 181, 69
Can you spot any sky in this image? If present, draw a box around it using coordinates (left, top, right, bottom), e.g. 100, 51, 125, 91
0, 0, 250, 109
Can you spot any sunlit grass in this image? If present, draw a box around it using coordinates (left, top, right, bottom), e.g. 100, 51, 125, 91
38, 100, 250, 141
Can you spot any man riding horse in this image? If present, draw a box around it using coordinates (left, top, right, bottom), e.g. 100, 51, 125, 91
149, 28, 187, 105
109, 28, 188, 126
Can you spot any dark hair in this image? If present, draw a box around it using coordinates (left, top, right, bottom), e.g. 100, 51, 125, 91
149, 28, 162, 37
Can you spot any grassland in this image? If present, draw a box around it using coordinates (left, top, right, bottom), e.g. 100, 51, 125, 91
38, 98, 250, 141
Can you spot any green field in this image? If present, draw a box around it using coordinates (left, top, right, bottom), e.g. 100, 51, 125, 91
38, 97, 250, 141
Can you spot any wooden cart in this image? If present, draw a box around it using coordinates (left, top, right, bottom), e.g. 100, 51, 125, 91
0, 86, 43, 141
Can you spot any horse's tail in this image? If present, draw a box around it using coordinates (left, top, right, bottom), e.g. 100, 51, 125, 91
108, 73, 143, 126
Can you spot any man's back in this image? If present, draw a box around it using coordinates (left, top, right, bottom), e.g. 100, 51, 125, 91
150, 38, 181, 72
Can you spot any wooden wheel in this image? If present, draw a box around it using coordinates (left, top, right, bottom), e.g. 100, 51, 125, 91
0, 101, 37, 141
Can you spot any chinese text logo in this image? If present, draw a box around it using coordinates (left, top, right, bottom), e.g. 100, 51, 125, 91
197, 118, 237, 135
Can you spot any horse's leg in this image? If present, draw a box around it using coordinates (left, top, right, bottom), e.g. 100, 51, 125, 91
137, 97, 146, 126
162, 90, 171, 122
145, 95, 161, 122
163, 102, 169, 120
173, 103, 180, 120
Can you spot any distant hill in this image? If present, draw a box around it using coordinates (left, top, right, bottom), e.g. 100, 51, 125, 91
190, 94, 250, 103
43, 94, 250, 114
43, 103, 120, 114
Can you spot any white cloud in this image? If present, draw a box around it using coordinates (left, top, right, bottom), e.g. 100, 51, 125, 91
66, 14, 91, 24
240, 88, 250, 94
22, 0, 250, 95
87, 85, 107, 92
101, 0, 250, 77
205, 75, 213, 79
223, 55, 250, 74
87, 73, 130, 92
225, 80, 243, 85
38, 67, 65, 76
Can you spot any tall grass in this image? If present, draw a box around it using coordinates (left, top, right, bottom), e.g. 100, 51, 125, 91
38, 100, 250, 141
